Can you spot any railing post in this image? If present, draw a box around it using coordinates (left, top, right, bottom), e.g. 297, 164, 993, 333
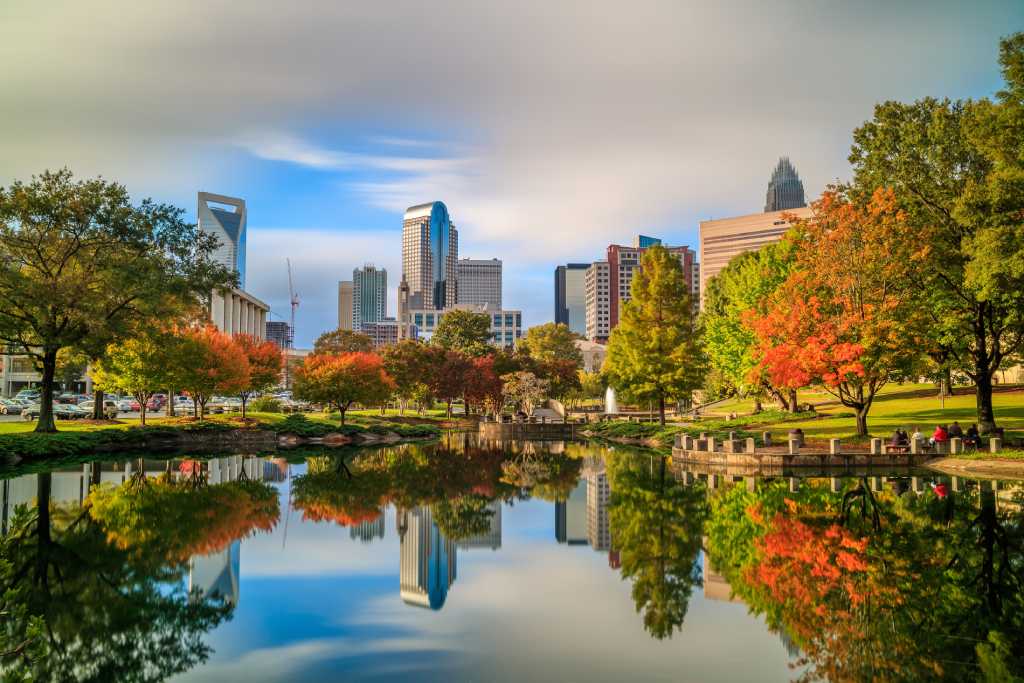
870, 438, 882, 455
829, 439, 841, 455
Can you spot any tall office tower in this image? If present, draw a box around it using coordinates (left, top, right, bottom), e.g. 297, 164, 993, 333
555, 479, 589, 545
554, 264, 589, 336
198, 192, 247, 288
456, 258, 502, 310
699, 206, 812, 309
764, 157, 806, 212
352, 264, 387, 330
265, 321, 291, 349
398, 506, 457, 610
585, 466, 610, 551
337, 281, 354, 331
584, 261, 610, 343
607, 242, 697, 329
402, 201, 458, 310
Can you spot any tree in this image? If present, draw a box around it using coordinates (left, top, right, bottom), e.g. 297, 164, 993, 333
424, 348, 472, 418
603, 245, 704, 425
312, 329, 374, 355
516, 322, 582, 366
292, 351, 394, 424
847, 33, 1024, 432
464, 355, 504, 417
234, 334, 283, 418
431, 309, 493, 356
701, 239, 798, 411
91, 330, 189, 425
0, 170, 234, 432
380, 339, 432, 415
178, 326, 250, 419
750, 189, 927, 436
500, 370, 548, 416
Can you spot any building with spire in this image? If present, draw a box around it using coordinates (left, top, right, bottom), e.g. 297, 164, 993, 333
764, 157, 806, 213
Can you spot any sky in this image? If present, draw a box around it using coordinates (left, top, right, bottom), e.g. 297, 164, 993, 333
2, 1, 1022, 346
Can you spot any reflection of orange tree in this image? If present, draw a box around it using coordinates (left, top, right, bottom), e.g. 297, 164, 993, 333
89, 475, 280, 563
706, 479, 1024, 680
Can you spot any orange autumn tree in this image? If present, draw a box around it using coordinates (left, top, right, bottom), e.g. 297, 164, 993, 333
292, 351, 395, 424
748, 188, 926, 436
178, 326, 251, 418
234, 334, 283, 418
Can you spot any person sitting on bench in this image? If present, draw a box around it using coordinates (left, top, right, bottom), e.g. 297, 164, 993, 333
948, 421, 964, 439
889, 429, 909, 453
964, 424, 981, 448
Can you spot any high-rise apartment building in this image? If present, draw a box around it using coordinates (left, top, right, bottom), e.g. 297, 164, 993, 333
554, 263, 588, 336
764, 157, 806, 212
198, 192, 247, 288
402, 201, 458, 310
337, 281, 354, 331
265, 321, 291, 349
584, 261, 610, 343
352, 264, 387, 330
456, 258, 502, 310
699, 206, 813, 308
607, 242, 697, 329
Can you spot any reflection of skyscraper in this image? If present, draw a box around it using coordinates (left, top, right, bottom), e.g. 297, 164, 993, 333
457, 502, 502, 550
350, 513, 385, 543
398, 506, 457, 609
702, 550, 743, 604
555, 479, 588, 545
586, 469, 610, 551
189, 540, 241, 607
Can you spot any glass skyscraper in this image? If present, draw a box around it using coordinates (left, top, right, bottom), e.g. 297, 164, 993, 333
554, 263, 588, 336
198, 192, 247, 288
402, 201, 458, 310
764, 157, 806, 212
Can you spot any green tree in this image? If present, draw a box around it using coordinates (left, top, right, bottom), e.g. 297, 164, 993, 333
607, 451, 707, 639
381, 339, 432, 415
312, 329, 374, 355
848, 33, 1024, 432
603, 245, 704, 424
516, 322, 582, 366
701, 239, 797, 411
92, 330, 193, 425
431, 309, 493, 356
500, 370, 548, 415
0, 170, 234, 432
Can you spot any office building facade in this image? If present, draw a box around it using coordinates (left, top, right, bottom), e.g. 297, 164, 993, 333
699, 206, 813, 308
606, 242, 697, 329
554, 263, 589, 336
353, 264, 387, 330
764, 157, 806, 212
198, 192, 247, 288
584, 261, 610, 343
337, 281, 354, 331
361, 320, 409, 348
402, 201, 458, 310
409, 304, 522, 348
456, 258, 502, 310
210, 288, 268, 339
265, 321, 291, 349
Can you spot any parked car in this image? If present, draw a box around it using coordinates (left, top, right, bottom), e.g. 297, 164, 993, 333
78, 400, 119, 419
114, 397, 134, 412
0, 398, 23, 415
15, 390, 39, 402
146, 395, 166, 411
129, 399, 141, 412
22, 403, 88, 420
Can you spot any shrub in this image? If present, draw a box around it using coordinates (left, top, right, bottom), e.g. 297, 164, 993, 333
250, 396, 283, 413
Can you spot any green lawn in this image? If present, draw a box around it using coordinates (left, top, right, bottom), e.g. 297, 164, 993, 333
706, 384, 1024, 443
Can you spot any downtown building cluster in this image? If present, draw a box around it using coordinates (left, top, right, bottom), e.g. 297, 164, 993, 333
334, 200, 522, 349
554, 157, 809, 350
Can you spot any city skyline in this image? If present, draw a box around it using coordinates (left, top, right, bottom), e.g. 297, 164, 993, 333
2, 2, 1019, 347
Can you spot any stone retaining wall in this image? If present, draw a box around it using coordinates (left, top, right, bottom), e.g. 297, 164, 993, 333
479, 422, 576, 441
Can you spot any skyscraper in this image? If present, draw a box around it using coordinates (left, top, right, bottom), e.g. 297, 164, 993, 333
398, 506, 457, 610
402, 201, 458, 310
265, 320, 291, 349
584, 261, 610, 343
352, 264, 387, 330
554, 264, 588, 336
606, 241, 697, 329
456, 258, 502, 310
198, 192, 247, 288
337, 281, 354, 331
764, 157, 806, 212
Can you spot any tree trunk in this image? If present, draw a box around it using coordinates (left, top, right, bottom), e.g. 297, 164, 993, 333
35, 347, 58, 433
855, 406, 869, 437
339, 404, 347, 425
241, 395, 247, 419
92, 387, 105, 420
37, 473, 52, 579
658, 395, 666, 426
976, 369, 997, 434
167, 390, 176, 417
788, 389, 799, 413
752, 397, 763, 414
140, 403, 147, 426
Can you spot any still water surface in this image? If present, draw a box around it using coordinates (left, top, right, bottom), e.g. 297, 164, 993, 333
1, 435, 1021, 681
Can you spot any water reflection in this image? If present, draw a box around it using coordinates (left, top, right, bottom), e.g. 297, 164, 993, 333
0, 440, 1022, 681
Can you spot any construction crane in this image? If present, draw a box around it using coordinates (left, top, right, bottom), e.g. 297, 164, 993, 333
286, 258, 300, 348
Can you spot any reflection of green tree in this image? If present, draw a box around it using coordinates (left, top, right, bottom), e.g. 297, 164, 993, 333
432, 494, 494, 541
705, 479, 1024, 681
1, 473, 233, 681
607, 453, 707, 639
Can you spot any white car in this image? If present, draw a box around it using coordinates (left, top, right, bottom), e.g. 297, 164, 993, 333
114, 398, 134, 412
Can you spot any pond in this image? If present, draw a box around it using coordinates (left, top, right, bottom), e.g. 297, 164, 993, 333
1, 434, 1022, 681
